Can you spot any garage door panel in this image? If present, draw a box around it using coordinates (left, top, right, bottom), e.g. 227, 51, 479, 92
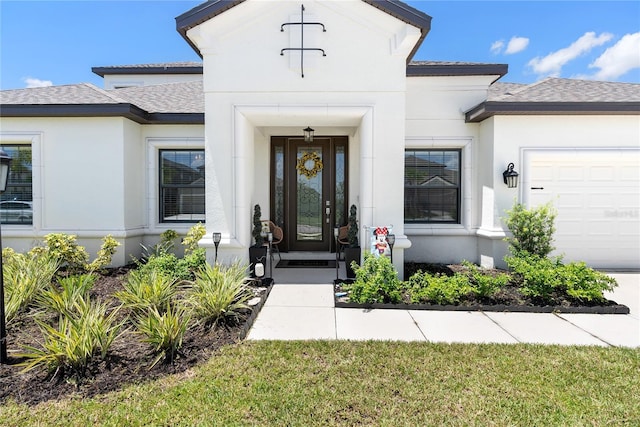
525, 149, 640, 269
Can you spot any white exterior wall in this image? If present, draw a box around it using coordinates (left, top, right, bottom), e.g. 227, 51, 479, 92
188, 0, 421, 275
0, 117, 204, 265
488, 115, 640, 268
404, 75, 498, 266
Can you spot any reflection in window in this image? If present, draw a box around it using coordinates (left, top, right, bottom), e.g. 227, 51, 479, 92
0, 144, 32, 225
404, 150, 461, 223
160, 150, 205, 223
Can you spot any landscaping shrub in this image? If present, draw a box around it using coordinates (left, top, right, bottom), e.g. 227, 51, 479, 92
18, 296, 122, 379
115, 269, 178, 315
406, 271, 472, 305
87, 235, 120, 272
3, 252, 59, 324
505, 253, 564, 301
36, 273, 96, 316
562, 261, 617, 302
185, 262, 251, 327
461, 261, 510, 298
135, 303, 190, 368
139, 229, 179, 263
28, 233, 120, 274
504, 202, 556, 258
507, 253, 616, 303
182, 222, 206, 255
346, 254, 403, 304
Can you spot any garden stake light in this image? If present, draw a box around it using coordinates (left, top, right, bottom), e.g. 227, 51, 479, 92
212, 232, 222, 265
0, 148, 13, 364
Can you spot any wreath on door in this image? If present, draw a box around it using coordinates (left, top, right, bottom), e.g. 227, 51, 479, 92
296, 151, 323, 179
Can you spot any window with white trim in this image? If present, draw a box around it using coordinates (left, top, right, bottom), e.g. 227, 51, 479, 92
159, 149, 205, 223
404, 149, 461, 224
0, 144, 32, 225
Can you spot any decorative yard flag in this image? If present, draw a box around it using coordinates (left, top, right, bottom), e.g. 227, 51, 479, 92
370, 226, 392, 257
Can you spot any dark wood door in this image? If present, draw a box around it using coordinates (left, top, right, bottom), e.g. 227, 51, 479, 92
270, 136, 348, 252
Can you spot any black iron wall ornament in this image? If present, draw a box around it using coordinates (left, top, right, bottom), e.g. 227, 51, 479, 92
280, 4, 326, 78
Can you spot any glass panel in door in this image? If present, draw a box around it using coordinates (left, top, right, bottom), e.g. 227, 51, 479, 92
291, 141, 330, 251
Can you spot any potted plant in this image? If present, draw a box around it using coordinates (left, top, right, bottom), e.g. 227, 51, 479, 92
344, 204, 361, 279
249, 204, 267, 278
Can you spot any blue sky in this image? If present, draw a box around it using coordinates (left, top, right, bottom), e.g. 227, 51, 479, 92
1, 0, 638, 90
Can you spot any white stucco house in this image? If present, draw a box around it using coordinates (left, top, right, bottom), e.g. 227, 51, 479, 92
1, 0, 639, 276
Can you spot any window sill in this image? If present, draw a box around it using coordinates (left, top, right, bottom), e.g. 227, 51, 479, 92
404, 223, 473, 236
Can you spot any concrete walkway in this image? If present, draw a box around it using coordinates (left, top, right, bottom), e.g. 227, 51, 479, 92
247, 262, 639, 347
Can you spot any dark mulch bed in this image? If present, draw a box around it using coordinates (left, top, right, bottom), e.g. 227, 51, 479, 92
0, 267, 270, 406
335, 262, 628, 313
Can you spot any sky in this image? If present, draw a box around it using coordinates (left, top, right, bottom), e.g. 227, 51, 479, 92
0, 0, 639, 90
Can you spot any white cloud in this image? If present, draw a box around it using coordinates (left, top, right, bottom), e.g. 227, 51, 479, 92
490, 40, 505, 55
589, 32, 640, 80
505, 37, 529, 55
23, 77, 53, 88
528, 31, 614, 76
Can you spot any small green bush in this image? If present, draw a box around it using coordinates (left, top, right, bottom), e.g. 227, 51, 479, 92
562, 261, 617, 302
87, 235, 120, 272
182, 223, 206, 255
407, 272, 472, 305
504, 202, 556, 258
185, 262, 251, 327
506, 253, 617, 303
28, 233, 119, 274
461, 261, 510, 298
346, 254, 402, 304
506, 253, 564, 300
135, 304, 190, 368
29, 233, 89, 273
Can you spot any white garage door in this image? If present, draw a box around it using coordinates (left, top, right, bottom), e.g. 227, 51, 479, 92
524, 149, 640, 269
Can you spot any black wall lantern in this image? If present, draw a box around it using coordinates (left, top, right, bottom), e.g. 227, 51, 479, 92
503, 163, 519, 188
303, 126, 314, 143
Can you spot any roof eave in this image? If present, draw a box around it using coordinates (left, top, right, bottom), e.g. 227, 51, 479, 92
407, 63, 508, 79
92, 66, 204, 77
465, 101, 640, 122
176, 0, 246, 58
0, 104, 205, 125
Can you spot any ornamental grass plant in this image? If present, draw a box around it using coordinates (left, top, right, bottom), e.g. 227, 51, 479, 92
185, 261, 251, 327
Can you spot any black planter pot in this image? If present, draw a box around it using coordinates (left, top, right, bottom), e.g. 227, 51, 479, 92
344, 247, 361, 279
248, 246, 268, 278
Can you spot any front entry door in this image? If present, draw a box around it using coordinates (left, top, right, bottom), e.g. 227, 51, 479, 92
271, 136, 348, 252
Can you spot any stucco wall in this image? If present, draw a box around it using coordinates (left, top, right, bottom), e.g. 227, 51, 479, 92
0, 117, 204, 266
189, 0, 420, 274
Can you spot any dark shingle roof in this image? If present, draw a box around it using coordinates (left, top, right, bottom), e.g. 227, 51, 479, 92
110, 81, 203, 113
489, 78, 640, 102
0, 82, 204, 124
467, 78, 640, 122
0, 83, 126, 105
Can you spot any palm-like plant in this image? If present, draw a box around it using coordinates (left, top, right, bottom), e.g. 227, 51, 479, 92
135, 303, 190, 368
115, 269, 177, 315
4, 253, 60, 323
18, 297, 122, 378
185, 262, 251, 327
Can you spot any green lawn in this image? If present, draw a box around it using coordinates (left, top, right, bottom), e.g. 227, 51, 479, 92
2, 341, 638, 426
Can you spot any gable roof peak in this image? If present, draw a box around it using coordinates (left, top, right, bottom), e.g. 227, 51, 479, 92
176, 0, 431, 61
